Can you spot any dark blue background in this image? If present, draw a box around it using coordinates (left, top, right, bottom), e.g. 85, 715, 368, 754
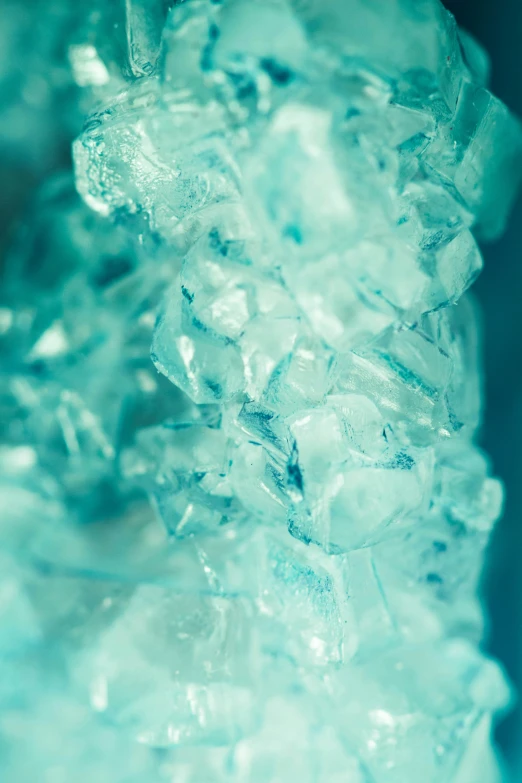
446, 0, 522, 773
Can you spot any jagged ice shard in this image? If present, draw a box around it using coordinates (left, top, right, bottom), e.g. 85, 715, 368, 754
1, 0, 522, 781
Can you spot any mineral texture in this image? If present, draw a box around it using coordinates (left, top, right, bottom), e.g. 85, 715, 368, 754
1, 1, 521, 781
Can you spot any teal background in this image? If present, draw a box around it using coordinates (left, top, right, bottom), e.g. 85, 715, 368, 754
447, 0, 522, 774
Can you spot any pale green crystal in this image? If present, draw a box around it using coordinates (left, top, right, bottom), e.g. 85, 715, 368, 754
0, 1, 521, 781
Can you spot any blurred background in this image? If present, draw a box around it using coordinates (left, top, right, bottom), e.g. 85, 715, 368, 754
444, 0, 522, 776
0, 0, 521, 777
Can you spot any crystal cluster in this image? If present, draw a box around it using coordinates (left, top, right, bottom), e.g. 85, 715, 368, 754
1, 1, 521, 781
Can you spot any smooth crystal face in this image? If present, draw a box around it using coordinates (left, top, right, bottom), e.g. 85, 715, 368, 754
1, 1, 521, 781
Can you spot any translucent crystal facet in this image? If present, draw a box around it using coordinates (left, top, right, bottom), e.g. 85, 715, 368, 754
1, 1, 521, 781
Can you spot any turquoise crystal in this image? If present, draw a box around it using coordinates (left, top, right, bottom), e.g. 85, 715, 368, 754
1, 1, 521, 781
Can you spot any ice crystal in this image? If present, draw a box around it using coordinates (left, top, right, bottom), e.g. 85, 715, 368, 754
1, 1, 521, 781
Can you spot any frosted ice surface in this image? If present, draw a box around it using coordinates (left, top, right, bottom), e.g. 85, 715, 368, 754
1, 0, 522, 781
